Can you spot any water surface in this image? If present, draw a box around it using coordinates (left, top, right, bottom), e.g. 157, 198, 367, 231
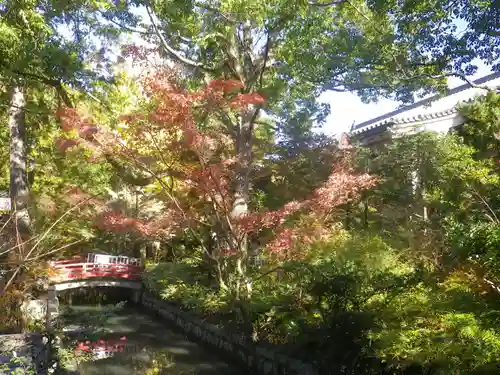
59, 304, 243, 375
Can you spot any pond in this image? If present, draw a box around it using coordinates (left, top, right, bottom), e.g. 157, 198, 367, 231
58, 303, 244, 375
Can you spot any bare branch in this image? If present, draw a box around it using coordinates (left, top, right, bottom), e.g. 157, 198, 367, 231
26, 239, 83, 262
252, 265, 283, 281
326, 70, 496, 95
471, 186, 499, 223
0, 235, 40, 257
257, 29, 271, 89
346, 0, 370, 21
0, 214, 13, 234
308, 0, 346, 6
0, 193, 102, 297
83, 91, 117, 112
444, 73, 495, 91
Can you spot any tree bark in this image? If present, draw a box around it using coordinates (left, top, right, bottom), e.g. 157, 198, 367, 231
231, 108, 257, 299
231, 112, 254, 220
363, 200, 369, 228
8, 86, 30, 236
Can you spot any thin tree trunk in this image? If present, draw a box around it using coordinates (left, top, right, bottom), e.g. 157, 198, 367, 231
345, 202, 351, 230
8, 86, 30, 236
363, 200, 369, 228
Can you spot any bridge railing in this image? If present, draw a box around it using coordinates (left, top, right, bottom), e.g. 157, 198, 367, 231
86, 253, 142, 267
49, 262, 142, 282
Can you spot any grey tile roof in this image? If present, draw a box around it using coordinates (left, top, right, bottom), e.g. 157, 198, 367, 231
351, 107, 460, 134
350, 71, 500, 135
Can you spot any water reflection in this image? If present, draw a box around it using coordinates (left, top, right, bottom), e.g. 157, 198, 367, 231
59, 304, 241, 375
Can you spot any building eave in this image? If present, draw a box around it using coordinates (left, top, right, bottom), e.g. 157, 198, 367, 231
350, 107, 460, 136
349, 71, 500, 137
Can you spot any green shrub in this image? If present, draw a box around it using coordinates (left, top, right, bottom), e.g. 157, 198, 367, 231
142, 262, 229, 314
368, 270, 500, 374
253, 231, 500, 374
445, 220, 500, 282
142, 231, 500, 374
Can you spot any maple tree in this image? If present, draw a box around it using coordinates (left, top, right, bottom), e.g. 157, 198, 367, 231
55, 70, 377, 298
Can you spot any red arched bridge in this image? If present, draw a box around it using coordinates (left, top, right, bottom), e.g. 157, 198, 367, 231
41, 253, 144, 329
48, 253, 144, 291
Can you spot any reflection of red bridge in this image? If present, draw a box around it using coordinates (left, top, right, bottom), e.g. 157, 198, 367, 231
75, 336, 142, 358
49, 253, 143, 284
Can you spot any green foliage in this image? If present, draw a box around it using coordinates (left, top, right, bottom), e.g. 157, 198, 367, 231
144, 230, 500, 374
356, 130, 499, 264
143, 262, 229, 314
256, 132, 340, 210
346, 96, 500, 373
369, 270, 500, 374
142, 0, 499, 130
357, 131, 498, 218
0, 356, 36, 375
56, 345, 96, 370
445, 220, 500, 281
457, 92, 500, 160
140, 93, 500, 374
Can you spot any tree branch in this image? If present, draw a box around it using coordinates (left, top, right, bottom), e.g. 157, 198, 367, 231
104, 154, 180, 186
0, 64, 74, 107
193, 3, 237, 23
0, 193, 102, 297
326, 70, 495, 94
442, 73, 495, 91
308, 0, 346, 6
0, 102, 50, 115
145, 5, 209, 71
97, 10, 149, 35
257, 28, 271, 89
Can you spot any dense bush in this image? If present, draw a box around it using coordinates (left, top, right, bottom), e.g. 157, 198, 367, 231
143, 230, 500, 374
445, 220, 500, 282
142, 262, 230, 314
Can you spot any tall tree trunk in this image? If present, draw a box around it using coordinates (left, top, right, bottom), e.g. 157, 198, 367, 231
231, 109, 255, 299
231, 117, 253, 220
8, 86, 30, 236
0, 86, 30, 300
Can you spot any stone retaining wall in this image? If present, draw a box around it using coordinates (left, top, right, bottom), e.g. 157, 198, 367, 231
141, 293, 317, 375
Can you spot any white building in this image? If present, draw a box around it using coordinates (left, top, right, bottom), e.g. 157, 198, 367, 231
348, 72, 500, 146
